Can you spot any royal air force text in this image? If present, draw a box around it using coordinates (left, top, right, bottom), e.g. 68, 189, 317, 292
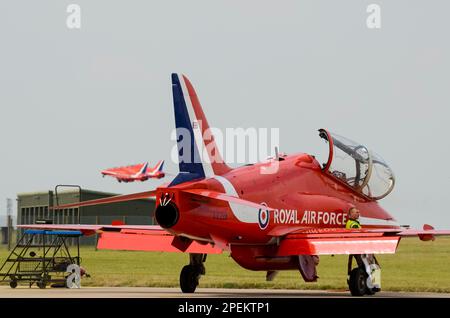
273, 209, 347, 225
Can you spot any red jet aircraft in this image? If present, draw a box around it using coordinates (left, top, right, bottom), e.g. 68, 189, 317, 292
21, 74, 450, 296
101, 160, 165, 182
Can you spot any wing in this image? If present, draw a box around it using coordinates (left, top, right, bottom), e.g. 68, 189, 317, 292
276, 228, 400, 255
394, 224, 450, 241
102, 172, 133, 180
101, 170, 118, 176
269, 225, 450, 256
18, 224, 222, 254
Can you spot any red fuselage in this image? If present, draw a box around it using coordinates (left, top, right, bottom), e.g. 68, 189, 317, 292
154, 152, 396, 246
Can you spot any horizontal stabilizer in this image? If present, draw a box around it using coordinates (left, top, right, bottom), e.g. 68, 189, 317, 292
50, 190, 156, 210
98, 231, 222, 254
18, 224, 161, 236
17, 224, 222, 254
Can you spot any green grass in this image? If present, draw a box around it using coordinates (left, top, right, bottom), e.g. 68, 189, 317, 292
1, 237, 450, 292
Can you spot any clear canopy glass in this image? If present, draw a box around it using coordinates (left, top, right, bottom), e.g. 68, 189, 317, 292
318, 129, 395, 200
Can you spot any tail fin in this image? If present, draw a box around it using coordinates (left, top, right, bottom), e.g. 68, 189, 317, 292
170, 73, 231, 185
138, 162, 149, 175
153, 160, 164, 172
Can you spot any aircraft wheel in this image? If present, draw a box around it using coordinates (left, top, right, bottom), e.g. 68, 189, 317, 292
180, 265, 199, 293
348, 267, 368, 296
9, 280, 17, 289
37, 280, 47, 289
365, 284, 378, 295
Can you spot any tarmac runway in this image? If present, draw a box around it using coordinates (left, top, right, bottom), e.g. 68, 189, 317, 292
0, 286, 449, 298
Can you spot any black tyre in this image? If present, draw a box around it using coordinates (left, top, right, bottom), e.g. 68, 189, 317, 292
37, 281, 47, 289
9, 281, 17, 289
348, 267, 367, 296
180, 265, 199, 293
365, 286, 376, 295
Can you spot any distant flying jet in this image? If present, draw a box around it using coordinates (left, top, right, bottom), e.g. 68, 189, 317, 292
101, 160, 165, 182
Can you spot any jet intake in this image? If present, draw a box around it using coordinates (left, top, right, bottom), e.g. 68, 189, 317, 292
155, 202, 179, 228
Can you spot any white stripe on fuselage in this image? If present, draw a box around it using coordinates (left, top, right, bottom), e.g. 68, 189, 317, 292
212, 175, 398, 227
213, 175, 259, 223
179, 74, 214, 178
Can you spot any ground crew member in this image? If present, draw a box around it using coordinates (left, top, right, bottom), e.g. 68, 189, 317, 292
345, 207, 381, 276
346, 207, 363, 276
346, 206, 361, 229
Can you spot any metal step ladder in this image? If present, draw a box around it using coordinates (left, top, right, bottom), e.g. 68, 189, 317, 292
0, 229, 83, 289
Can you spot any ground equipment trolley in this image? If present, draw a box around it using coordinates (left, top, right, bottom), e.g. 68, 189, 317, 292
0, 229, 83, 288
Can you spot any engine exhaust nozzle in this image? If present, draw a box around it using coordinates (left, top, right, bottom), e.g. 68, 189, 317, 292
154, 201, 179, 229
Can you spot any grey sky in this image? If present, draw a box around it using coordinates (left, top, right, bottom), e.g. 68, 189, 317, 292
1, 1, 449, 229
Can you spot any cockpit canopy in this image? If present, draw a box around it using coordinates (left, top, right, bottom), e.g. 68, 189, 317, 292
319, 129, 395, 200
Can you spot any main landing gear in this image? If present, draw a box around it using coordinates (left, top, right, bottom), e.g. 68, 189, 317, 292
180, 253, 207, 293
347, 254, 381, 296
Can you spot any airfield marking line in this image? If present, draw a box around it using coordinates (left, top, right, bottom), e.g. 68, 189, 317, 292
0, 286, 449, 298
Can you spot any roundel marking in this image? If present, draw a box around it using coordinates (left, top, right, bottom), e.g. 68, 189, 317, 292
258, 202, 270, 230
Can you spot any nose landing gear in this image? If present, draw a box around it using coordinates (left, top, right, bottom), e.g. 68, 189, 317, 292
180, 253, 207, 293
348, 267, 369, 296
347, 254, 381, 296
